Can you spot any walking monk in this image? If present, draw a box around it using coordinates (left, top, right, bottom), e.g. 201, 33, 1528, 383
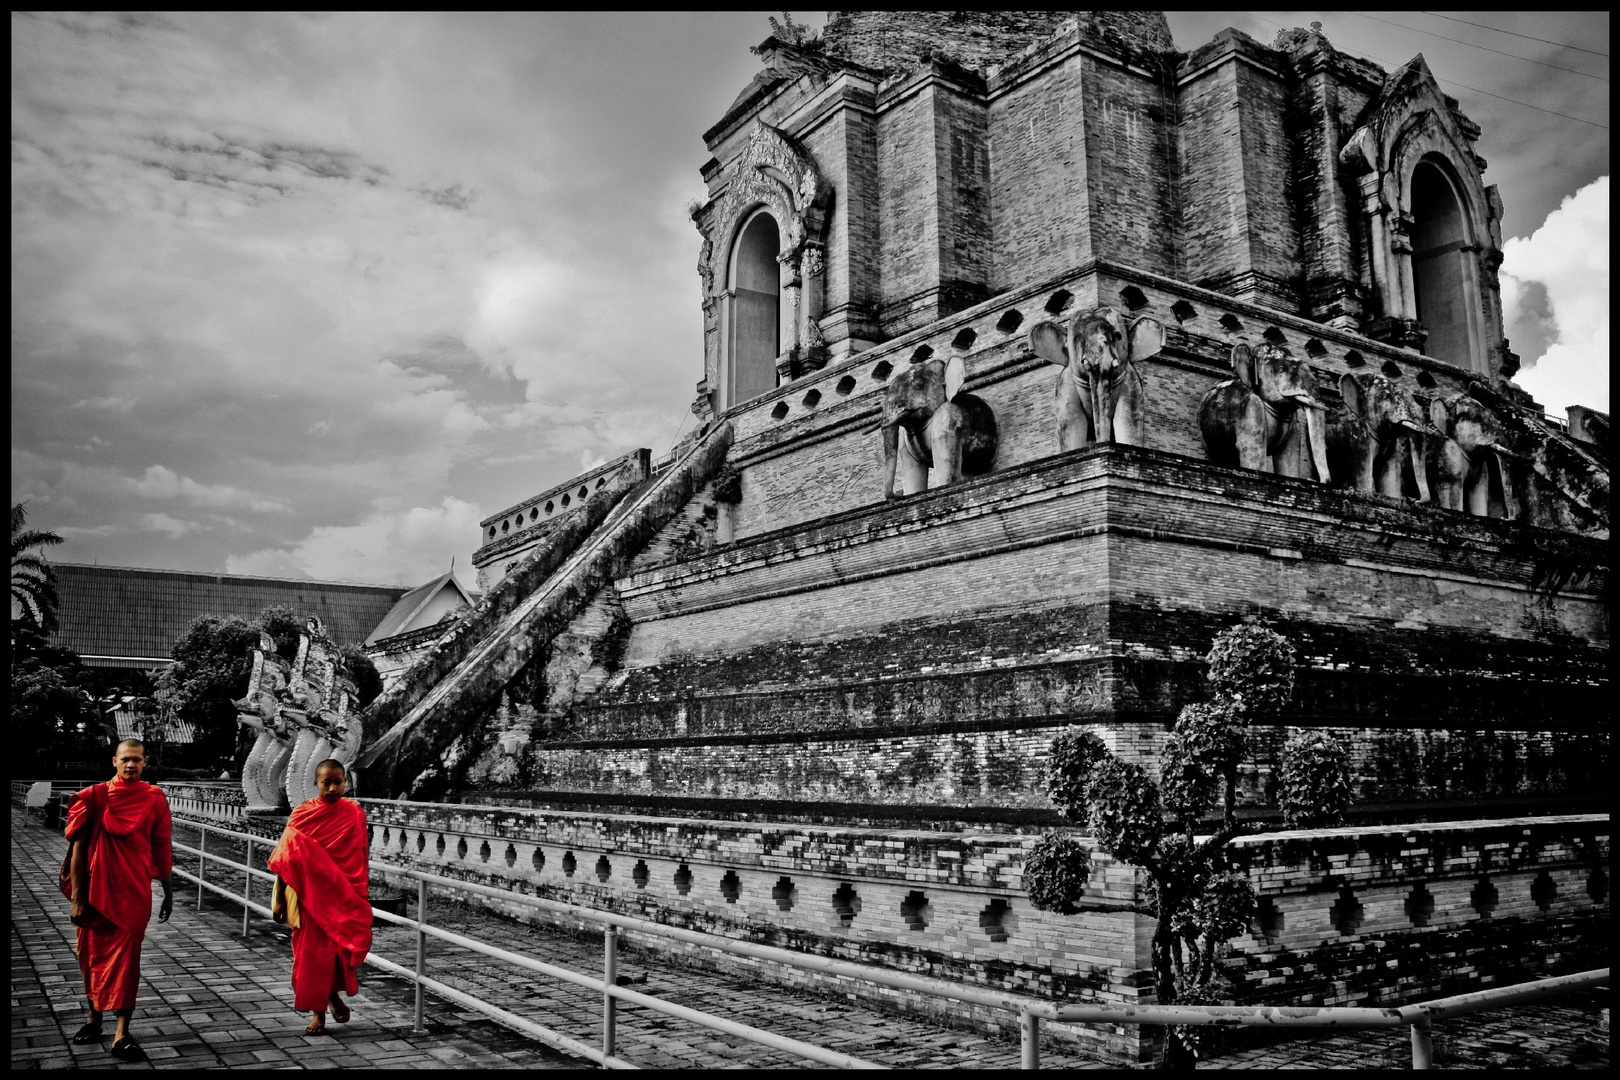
269, 758, 371, 1034
65, 738, 174, 1060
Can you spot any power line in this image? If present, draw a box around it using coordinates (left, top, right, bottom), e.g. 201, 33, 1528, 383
1241, 13, 1610, 131
1350, 11, 1606, 82
1419, 11, 1610, 59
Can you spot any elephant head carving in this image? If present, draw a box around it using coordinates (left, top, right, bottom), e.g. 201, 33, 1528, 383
1427, 391, 1520, 518
1028, 306, 1165, 450
1325, 372, 1439, 502
1198, 343, 1331, 481
879, 348, 998, 499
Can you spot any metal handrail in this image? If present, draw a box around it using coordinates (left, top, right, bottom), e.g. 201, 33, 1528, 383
163, 817, 1610, 1070
165, 818, 879, 1069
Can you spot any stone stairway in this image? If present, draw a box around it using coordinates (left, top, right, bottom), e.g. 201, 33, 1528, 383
358, 421, 734, 798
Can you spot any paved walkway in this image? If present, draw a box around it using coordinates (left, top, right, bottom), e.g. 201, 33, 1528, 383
12, 807, 1609, 1070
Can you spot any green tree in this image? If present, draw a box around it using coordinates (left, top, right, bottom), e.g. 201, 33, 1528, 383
11, 502, 64, 638
1025, 619, 1353, 1069
153, 606, 386, 767
154, 614, 260, 764
11, 639, 103, 773
337, 643, 384, 709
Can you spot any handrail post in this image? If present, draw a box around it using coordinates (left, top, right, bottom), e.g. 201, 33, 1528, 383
196, 824, 207, 910
1410, 1015, 1434, 1070
243, 837, 253, 937
413, 876, 428, 1035
603, 926, 619, 1058
1019, 1008, 1040, 1069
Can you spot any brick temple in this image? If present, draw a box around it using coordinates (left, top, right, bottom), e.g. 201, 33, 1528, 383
331, 13, 1608, 1064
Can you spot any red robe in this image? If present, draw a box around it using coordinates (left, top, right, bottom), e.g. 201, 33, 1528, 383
268, 797, 371, 1012
65, 779, 173, 1011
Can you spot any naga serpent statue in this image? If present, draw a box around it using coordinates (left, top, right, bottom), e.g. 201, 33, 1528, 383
234, 616, 363, 812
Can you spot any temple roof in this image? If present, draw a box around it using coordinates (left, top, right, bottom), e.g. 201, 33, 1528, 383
364, 572, 476, 646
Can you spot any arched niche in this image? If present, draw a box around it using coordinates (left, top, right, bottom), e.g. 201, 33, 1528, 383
727, 207, 785, 407
1339, 56, 1507, 377
1409, 157, 1477, 368
693, 123, 830, 416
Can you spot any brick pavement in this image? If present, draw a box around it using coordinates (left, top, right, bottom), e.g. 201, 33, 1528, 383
14, 808, 1609, 1070
12, 808, 574, 1071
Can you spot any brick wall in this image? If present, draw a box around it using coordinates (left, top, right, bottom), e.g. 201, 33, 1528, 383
800, 95, 882, 350
822, 12, 1078, 77
1221, 815, 1610, 1007
528, 445, 1608, 813
876, 82, 939, 333
1078, 51, 1178, 279
986, 55, 1092, 292
519, 721, 1605, 815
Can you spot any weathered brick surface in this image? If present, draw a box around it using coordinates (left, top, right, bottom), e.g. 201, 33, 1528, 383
986, 51, 1094, 292
1221, 816, 1611, 1008
819, 12, 1174, 79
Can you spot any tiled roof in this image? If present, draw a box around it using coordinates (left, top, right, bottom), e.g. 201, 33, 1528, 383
113, 712, 197, 745
364, 572, 474, 645
52, 563, 412, 663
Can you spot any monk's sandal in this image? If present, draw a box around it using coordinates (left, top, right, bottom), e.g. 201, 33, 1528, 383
69, 1021, 103, 1044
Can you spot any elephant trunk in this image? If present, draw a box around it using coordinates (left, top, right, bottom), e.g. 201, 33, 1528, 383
1091, 374, 1113, 444
1300, 400, 1331, 484
881, 422, 900, 500
1492, 448, 1520, 520
1400, 421, 1433, 503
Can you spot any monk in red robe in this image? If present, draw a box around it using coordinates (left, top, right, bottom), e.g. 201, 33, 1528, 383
65, 738, 174, 1060
269, 758, 371, 1034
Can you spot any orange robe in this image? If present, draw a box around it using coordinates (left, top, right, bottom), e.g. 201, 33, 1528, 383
65, 779, 173, 1012
268, 797, 371, 1012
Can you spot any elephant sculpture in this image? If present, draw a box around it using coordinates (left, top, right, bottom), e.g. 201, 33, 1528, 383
1326, 372, 1438, 502
1198, 343, 1332, 481
1028, 306, 1165, 450
1427, 391, 1520, 518
880, 348, 998, 498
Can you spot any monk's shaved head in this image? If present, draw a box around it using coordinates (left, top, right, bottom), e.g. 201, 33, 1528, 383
313, 758, 348, 804
113, 738, 148, 782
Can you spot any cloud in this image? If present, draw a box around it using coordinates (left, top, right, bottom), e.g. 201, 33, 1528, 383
128, 465, 289, 513
1501, 176, 1610, 414
226, 497, 483, 586
138, 512, 199, 538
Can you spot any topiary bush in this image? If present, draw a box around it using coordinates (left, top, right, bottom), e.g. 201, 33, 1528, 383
1044, 728, 1110, 823
1084, 758, 1163, 867
1022, 833, 1092, 916
1205, 618, 1296, 718
1279, 730, 1352, 828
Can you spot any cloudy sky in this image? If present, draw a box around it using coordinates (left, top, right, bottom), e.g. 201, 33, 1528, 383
12, 11, 1609, 587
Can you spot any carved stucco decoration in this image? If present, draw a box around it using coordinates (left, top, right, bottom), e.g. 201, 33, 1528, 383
1339, 54, 1508, 376
694, 122, 832, 415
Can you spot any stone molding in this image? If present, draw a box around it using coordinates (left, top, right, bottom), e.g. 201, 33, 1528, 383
619, 444, 1607, 625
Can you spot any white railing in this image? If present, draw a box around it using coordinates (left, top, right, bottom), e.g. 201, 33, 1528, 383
163, 816, 1609, 1070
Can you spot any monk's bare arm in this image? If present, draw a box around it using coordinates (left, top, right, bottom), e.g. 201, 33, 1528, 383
68, 835, 91, 925
271, 875, 288, 923
153, 794, 175, 922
